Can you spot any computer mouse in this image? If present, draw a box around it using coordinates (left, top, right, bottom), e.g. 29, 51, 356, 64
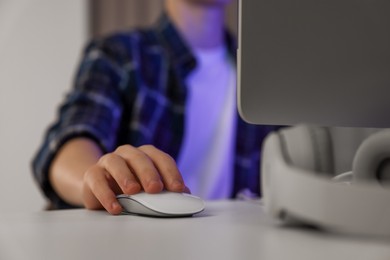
116, 191, 205, 217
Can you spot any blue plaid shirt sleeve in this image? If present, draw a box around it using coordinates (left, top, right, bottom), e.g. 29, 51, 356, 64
32, 39, 127, 207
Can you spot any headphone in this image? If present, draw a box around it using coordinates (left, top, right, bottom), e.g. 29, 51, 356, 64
261, 125, 390, 236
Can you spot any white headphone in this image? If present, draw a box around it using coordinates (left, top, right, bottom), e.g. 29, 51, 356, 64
261, 125, 390, 236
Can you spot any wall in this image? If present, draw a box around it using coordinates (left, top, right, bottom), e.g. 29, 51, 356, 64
0, 0, 87, 212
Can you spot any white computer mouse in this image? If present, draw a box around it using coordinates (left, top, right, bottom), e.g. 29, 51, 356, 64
116, 191, 205, 217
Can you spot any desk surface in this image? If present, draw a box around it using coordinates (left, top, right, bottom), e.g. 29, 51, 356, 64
0, 200, 389, 260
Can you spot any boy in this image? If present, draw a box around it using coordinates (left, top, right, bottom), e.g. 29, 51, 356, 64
33, 0, 279, 214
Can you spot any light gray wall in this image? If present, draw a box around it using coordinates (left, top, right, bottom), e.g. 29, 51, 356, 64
0, 1, 87, 212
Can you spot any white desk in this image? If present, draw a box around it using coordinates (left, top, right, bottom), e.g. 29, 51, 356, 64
0, 200, 389, 260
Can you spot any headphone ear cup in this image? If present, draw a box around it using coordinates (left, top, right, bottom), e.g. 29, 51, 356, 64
278, 125, 334, 175
353, 129, 390, 184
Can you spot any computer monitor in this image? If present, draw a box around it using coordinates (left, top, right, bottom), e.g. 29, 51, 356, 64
238, 0, 390, 128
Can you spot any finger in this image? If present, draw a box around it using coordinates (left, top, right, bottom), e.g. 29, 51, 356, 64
98, 153, 141, 195
83, 165, 122, 215
138, 145, 185, 192
114, 145, 164, 193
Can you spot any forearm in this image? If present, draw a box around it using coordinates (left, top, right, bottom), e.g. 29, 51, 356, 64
49, 138, 103, 207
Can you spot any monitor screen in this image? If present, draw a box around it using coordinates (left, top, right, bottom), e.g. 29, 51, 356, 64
238, 0, 390, 128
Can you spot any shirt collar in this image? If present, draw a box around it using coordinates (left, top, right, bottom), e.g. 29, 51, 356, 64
153, 13, 196, 78
153, 13, 237, 78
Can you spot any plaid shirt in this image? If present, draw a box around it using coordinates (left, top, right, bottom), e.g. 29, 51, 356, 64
32, 13, 281, 209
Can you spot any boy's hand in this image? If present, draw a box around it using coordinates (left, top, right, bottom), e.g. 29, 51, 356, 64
82, 144, 188, 215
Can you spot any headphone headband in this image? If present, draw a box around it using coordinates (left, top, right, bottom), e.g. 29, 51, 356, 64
262, 131, 390, 237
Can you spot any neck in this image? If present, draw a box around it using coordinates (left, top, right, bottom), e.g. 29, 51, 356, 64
165, 0, 226, 50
